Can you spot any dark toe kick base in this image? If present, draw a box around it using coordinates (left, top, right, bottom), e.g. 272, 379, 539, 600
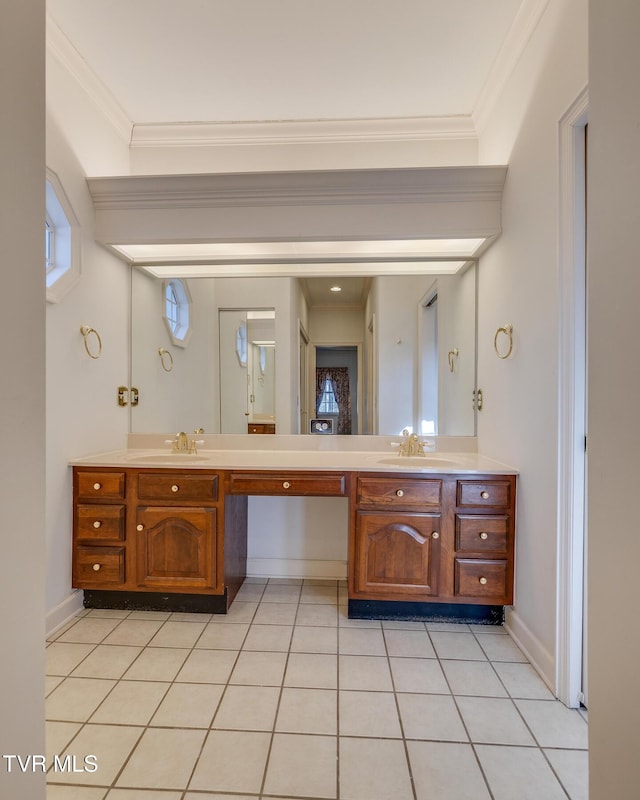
348, 599, 504, 625
83, 589, 229, 614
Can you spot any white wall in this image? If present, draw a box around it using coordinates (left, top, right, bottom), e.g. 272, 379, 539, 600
131, 271, 217, 433
45, 116, 130, 630
477, 0, 587, 684
0, 4, 46, 797
588, 2, 640, 796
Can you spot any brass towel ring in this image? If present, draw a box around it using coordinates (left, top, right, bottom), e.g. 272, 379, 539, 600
494, 324, 514, 359
158, 347, 174, 372
448, 348, 459, 372
80, 325, 102, 359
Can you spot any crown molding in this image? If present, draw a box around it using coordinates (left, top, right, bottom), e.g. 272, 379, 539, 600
46, 13, 133, 142
473, 0, 551, 135
129, 116, 477, 149
87, 165, 507, 211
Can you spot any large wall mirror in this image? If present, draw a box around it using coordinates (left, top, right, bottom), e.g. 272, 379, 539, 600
130, 263, 477, 436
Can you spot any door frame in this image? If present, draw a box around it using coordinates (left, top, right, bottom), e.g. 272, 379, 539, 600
556, 87, 588, 708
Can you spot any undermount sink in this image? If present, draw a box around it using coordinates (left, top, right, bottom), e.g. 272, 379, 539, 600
377, 456, 463, 468
129, 453, 210, 464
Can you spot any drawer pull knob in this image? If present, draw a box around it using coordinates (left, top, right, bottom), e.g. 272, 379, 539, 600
171, 484, 179, 493
481, 491, 489, 499
396, 489, 404, 497
283, 481, 291, 489
432, 531, 440, 539
479, 576, 488, 585
92, 563, 101, 572
137, 524, 144, 531
479, 532, 488, 540
93, 482, 101, 490
93, 520, 102, 529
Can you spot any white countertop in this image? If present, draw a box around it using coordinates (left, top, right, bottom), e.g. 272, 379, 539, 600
70, 447, 517, 475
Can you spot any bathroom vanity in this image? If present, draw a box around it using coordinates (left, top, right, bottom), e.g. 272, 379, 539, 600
71, 446, 516, 622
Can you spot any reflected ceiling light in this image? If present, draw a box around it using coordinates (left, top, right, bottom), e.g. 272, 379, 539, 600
138, 260, 469, 279
330, 285, 342, 292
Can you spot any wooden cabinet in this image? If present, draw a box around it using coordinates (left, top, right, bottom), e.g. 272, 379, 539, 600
73, 462, 515, 617
73, 470, 127, 589
73, 467, 246, 612
350, 472, 516, 607
247, 422, 276, 434
354, 511, 441, 597
452, 479, 515, 604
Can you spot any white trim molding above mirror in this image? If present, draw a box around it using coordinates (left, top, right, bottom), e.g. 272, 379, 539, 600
88, 166, 505, 437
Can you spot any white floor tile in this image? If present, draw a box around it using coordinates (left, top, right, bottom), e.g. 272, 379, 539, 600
339, 690, 402, 738
441, 659, 508, 697
492, 661, 555, 699
339, 655, 393, 691
339, 737, 413, 800
70, 645, 143, 679
151, 682, 224, 728
384, 628, 436, 658
116, 728, 205, 789
476, 743, 569, 800
46, 677, 117, 723
544, 747, 589, 800
397, 693, 468, 741
515, 698, 589, 749
212, 684, 280, 731
276, 687, 337, 734
284, 652, 338, 689
122, 647, 190, 682
176, 648, 238, 684
89, 680, 169, 725
430, 631, 487, 660
407, 740, 492, 799
48, 724, 143, 786
189, 730, 270, 794
456, 696, 536, 745
264, 733, 337, 798
389, 656, 449, 694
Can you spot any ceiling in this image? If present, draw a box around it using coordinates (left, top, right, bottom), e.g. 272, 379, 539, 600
47, 0, 525, 129
47, 1, 523, 280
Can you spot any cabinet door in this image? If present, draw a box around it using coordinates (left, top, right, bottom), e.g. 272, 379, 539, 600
136, 506, 217, 591
354, 512, 440, 599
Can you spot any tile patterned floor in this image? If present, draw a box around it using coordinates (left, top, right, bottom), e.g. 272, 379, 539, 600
45, 579, 588, 799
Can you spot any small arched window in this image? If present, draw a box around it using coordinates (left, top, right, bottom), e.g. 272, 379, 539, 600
162, 278, 192, 347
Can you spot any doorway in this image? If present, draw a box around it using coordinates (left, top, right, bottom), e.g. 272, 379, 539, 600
314, 346, 359, 434
557, 88, 588, 708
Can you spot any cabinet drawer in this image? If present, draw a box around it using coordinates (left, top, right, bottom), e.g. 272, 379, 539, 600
454, 558, 508, 600
228, 472, 346, 496
248, 423, 276, 434
357, 477, 441, 508
77, 471, 125, 500
75, 546, 125, 585
457, 480, 511, 509
76, 505, 125, 542
456, 515, 508, 553
137, 473, 218, 502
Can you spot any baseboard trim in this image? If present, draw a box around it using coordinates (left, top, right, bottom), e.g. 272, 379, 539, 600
505, 607, 556, 693
247, 558, 347, 580
46, 590, 84, 638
